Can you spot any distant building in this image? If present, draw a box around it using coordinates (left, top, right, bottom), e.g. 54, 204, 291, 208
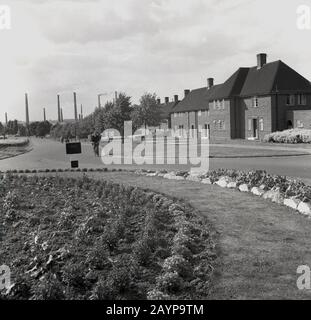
171, 53, 311, 140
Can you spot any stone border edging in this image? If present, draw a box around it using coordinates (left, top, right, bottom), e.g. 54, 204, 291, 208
133, 169, 311, 218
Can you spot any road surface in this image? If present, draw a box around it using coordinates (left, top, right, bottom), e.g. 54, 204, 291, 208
1, 138, 311, 184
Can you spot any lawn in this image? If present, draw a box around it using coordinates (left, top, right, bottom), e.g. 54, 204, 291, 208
83, 171, 311, 300
0, 138, 31, 160
0, 173, 215, 300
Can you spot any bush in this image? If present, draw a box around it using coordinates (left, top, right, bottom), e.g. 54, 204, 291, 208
263, 129, 311, 144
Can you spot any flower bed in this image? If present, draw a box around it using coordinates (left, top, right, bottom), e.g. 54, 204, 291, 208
135, 169, 311, 217
0, 173, 215, 300
263, 129, 311, 144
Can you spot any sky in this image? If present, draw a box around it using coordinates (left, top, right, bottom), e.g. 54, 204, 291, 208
0, 0, 311, 122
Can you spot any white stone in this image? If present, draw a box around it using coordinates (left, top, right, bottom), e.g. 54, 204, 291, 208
259, 184, 266, 190
284, 197, 301, 210
262, 188, 283, 204
239, 184, 249, 192
227, 182, 237, 189
163, 173, 176, 180
297, 202, 311, 216
251, 187, 265, 196
215, 179, 228, 188
146, 173, 157, 177
186, 175, 201, 182
201, 178, 212, 185
173, 176, 185, 181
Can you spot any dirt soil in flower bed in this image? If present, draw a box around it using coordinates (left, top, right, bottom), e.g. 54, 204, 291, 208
0, 173, 215, 300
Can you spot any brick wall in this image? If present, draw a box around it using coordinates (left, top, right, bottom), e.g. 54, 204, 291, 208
208, 99, 232, 140
287, 110, 311, 129
241, 96, 272, 140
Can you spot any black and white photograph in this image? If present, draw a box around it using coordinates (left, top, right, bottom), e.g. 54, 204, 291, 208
1, 0, 311, 311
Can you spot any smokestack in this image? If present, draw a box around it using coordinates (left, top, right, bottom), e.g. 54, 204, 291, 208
257, 53, 267, 69
174, 95, 179, 103
57, 95, 61, 122
184, 89, 190, 97
165, 97, 169, 104
25, 93, 29, 126
73, 92, 78, 121
43, 108, 46, 122
61, 108, 63, 122
5, 112, 8, 125
207, 78, 214, 89
157, 98, 161, 104
80, 104, 83, 119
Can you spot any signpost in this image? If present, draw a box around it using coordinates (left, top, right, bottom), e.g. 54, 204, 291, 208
66, 142, 82, 168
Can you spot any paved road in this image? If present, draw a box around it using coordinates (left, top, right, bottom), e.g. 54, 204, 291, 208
1, 138, 311, 184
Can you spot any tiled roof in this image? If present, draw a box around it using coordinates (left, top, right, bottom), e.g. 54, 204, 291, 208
172, 85, 221, 112
160, 101, 179, 119
170, 59, 311, 113
209, 68, 250, 100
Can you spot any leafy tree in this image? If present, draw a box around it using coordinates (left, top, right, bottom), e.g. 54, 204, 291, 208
0, 122, 4, 136
131, 93, 162, 130
103, 93, 132, 136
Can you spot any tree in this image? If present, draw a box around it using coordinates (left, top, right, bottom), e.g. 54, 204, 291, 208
131, 93, 162, 130
0, 122, 4, 136
102, 93, 132, 136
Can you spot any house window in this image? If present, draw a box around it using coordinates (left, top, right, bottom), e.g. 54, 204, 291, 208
222, 99, 225, 110
286, 95, 295, 106
253, 96, 258, 107
248, 119, 252, 131
297, 120, 304, 128
219, 120, 225, 130
207, 110, 209, 117
213, 120, 217, 129
213, 101, 216, 110
174, 113, 177, 118
259, 118, 264, 131
298, 94, 307, 105
198, 111, 202, 117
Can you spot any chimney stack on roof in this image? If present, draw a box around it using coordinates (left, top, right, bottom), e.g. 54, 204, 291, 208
257, 53, 267, 69
184, 89, 190, 97
157, 98, 161, 104
207, 78, 214, 89
174, 95, 179, 103
165, 97, 169, 104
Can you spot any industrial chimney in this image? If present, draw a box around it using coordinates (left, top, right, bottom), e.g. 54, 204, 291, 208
207, 78, 214, 89
165, 97, 169, 104
5, 112, 8, 125
257, 53, 267, 69
184, 89, 190, 97
157, 98, 161, 105
25, 93, 29, 126
57, 95, 61, 122
174, 95, 179, 103
43, 108, 46, 122
73, 92, 78, 121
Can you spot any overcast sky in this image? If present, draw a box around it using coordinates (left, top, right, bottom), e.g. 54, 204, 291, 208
0, 0, 310, 122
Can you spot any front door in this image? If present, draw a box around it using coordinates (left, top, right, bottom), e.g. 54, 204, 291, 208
252, 118, 258, 139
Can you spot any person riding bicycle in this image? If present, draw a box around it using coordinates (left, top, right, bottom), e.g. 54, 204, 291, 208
91, 132, 101, 157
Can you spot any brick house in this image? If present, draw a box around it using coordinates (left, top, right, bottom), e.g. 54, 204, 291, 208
170, 53, 311, 140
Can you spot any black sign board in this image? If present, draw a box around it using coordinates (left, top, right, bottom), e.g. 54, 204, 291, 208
71, 160, 79, 168
66, 142, 82, 155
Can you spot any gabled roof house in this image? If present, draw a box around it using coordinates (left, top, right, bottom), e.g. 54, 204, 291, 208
171, 53, 311, 140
